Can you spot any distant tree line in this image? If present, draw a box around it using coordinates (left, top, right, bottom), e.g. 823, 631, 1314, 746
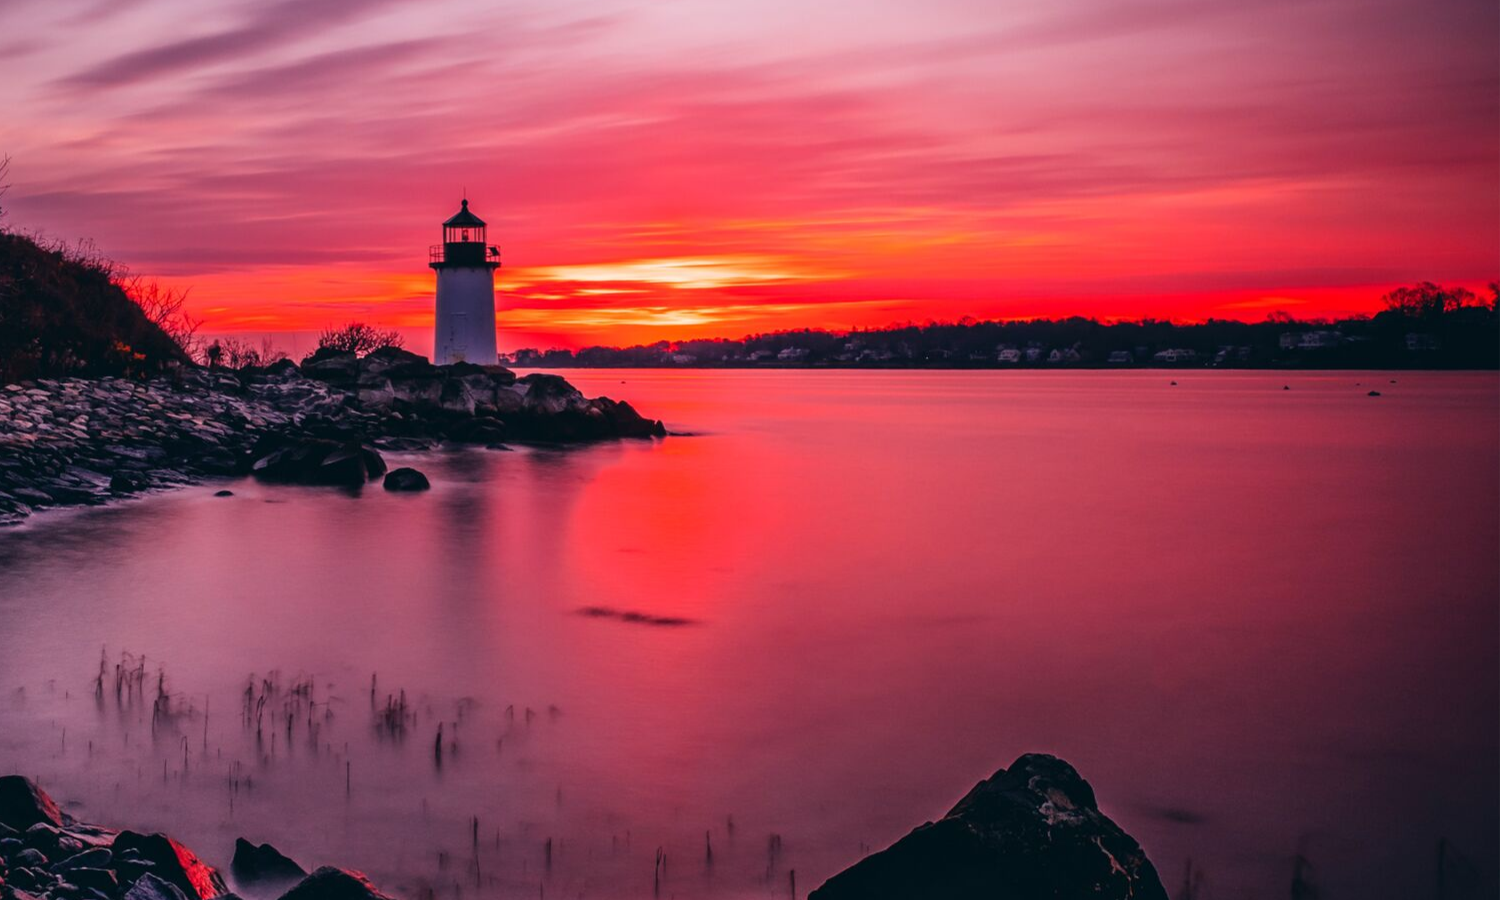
509, 283, 1498, 370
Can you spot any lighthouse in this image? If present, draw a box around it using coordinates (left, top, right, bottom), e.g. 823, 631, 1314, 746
429, 199, 500, 365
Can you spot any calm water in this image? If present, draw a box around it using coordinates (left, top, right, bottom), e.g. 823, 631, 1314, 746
0, 371, 1495, 900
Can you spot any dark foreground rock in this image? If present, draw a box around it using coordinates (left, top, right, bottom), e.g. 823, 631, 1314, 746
230, 838, 306, 889
248, 437, 386, 486
0, 776, 404, 900
0, 775, 64, 831
0, 354, 666, 523
274, 866, 395, 900
809, 753, 1167, 900
124, 872, 192, 900
111, 831, 227, 899
382, 467, 430, 491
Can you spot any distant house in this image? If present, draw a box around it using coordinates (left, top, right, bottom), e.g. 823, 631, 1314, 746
1107, 350, 1133, 364
777, 347, 809, 361
1048, 348, 1081, 363
1299, 330, 1342, 349
1152, 349, 1198, 363
1280, 331, 1342, 350
749, 350, 776, 361
1406, 332, 1440, 351
1024, 347, 1043, 362
671, 353, 697, 365
998, 348, 1022, 363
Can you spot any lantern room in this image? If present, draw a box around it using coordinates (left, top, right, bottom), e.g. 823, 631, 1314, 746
444, 199, 486, 244
430, 199, 501, 268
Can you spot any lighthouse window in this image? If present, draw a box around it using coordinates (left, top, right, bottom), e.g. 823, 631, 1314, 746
461, 229, 469, 241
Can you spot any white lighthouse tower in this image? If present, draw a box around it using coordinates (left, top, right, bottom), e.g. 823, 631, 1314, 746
430, 199, 500, 365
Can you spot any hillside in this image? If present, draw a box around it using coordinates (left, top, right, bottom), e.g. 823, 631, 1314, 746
0, 230, 190, 382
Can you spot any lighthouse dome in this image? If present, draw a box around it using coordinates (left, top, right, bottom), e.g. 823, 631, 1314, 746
443, 199, 487, 228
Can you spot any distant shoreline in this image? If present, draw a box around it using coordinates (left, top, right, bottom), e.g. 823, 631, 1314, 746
499, 298, 1498, 370
508, 363, 1499, 371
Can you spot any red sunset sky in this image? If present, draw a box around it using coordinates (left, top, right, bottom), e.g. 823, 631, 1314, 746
2, 0, 1496, 354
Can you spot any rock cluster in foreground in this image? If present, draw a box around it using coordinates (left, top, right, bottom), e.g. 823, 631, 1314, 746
810, 753, 1168, 900
3, 754, 1166, 900
0, 348, 665, 524
0, 775, 393, 900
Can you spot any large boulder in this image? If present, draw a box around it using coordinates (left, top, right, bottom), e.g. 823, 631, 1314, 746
297, 349, 358, 385
111, 831, 227, 899
593, 397, 667, 438
249, 438, 386, 486
809, 754, 1167, 900
516, 373, 584, 416
388, 373, 443, 408
274, 866, 395, 900
360, 347, 433, 379
382, 467, 430, 491
0, 776, 63, 831
51, 845, 112, 871
231, 837, 306, 890
437, 379, 476, 415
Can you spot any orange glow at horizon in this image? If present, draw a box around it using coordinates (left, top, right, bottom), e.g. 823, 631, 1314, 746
3, 0, 1494, 350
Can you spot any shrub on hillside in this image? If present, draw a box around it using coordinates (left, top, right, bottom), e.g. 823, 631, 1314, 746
0, 231, 191, 381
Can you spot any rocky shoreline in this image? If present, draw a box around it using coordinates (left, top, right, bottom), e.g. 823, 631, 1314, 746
0, 775, 397, 900
0, 348, 665, 525
2, 754, 1167, 900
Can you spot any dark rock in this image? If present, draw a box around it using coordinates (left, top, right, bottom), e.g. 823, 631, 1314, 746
250, 438, 384, 486
360, 347, 433, 379
382, 468, 430, 492
387, 374, 443, 407
40, 483, 104, 505
15, 847, 47, 867
9, 487, 52, 506
809, 753, 1167, 900
110, 472, 149, 493
370, 436, 435, 452
214, 490, 234, 497
595, 397, 666, 438
116, 856, 159, 882
317, 442, 386, 484
63, 866, 117, 893
123, 873, 189, 900
262, 359, 300, 379
8, 866, 42, 891
517, 373, 582, 416
299, 347, 355, 368
0, 777, 63, 831
437, 379, 476, 414
274, 867, 395, 900
230, 838, 306, 889
51, 846, 111, 871
482, 364, 516, 386
1368, 390, 1381, 396
110, 832, 227, 899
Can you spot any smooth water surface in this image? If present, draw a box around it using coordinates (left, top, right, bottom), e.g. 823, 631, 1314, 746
1, 370, 1496, 899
